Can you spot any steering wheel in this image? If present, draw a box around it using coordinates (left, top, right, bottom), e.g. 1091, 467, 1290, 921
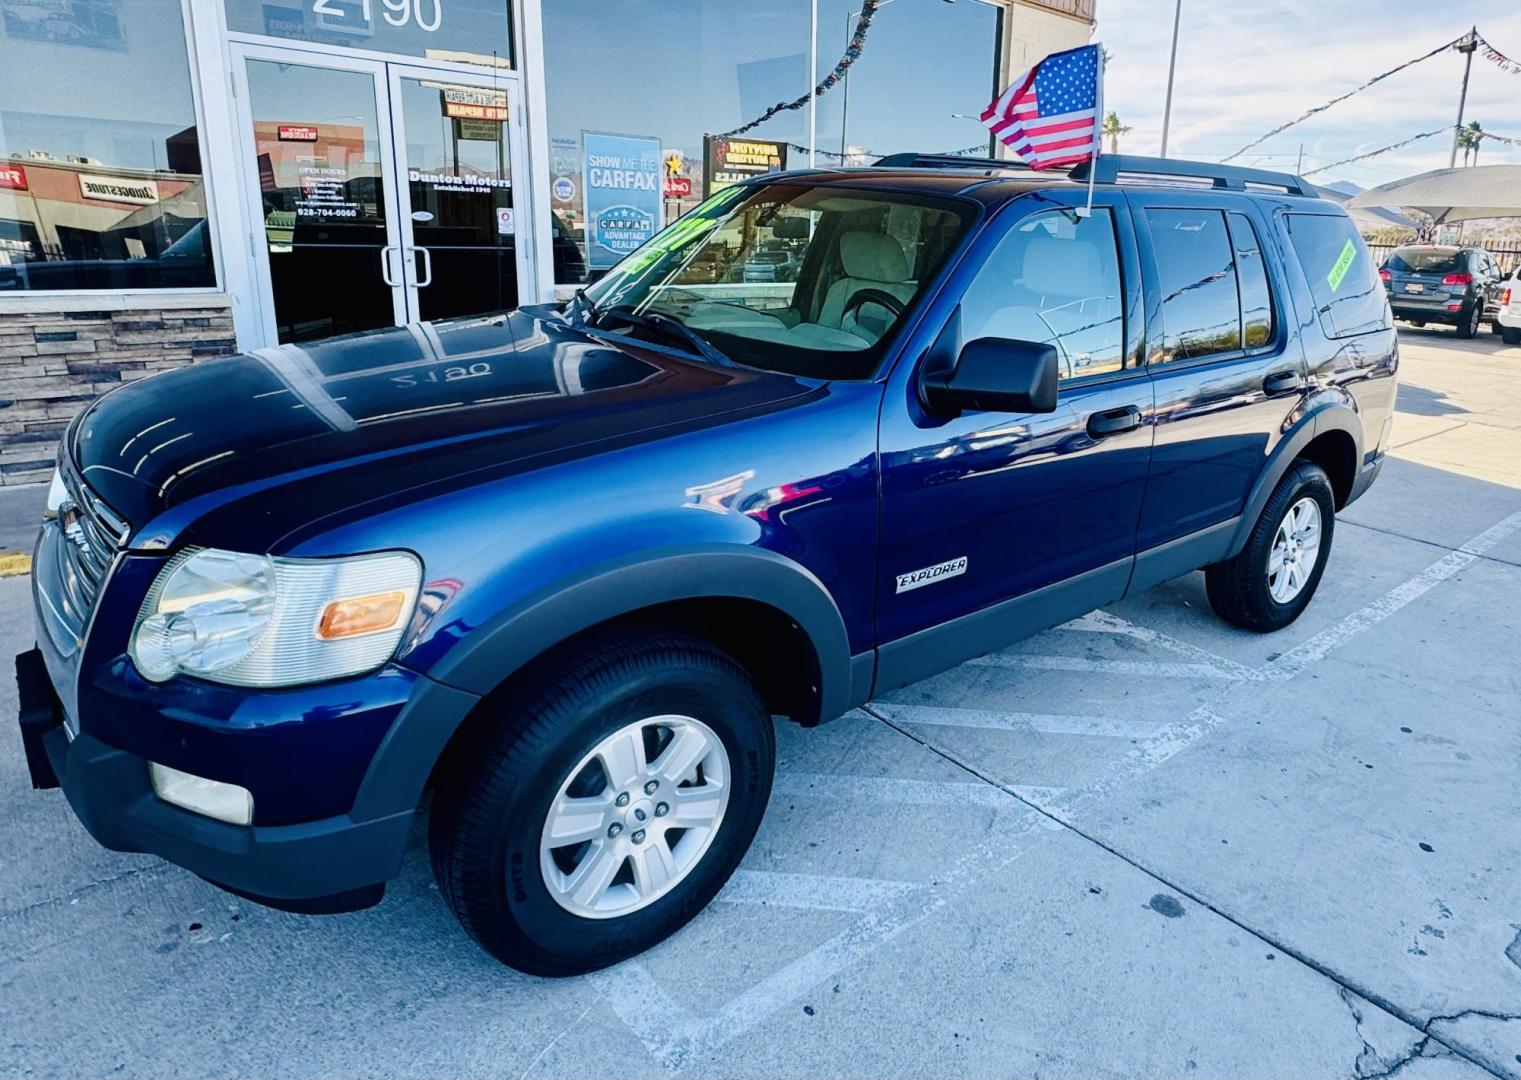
841, 288, 907, 328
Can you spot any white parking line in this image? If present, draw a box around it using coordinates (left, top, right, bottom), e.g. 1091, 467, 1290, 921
1061, 610, 1266, 682
968, 653, 1241, 680
600, 704, 1226, 1070
595, 512, 1521, 1069
716, 870, 916, 913
1262, 509, 1521, 682
773, 772, 1067, 808
871, 702, 1175, 739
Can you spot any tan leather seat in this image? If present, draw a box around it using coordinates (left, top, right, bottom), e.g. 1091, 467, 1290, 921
818, 232, 917, 343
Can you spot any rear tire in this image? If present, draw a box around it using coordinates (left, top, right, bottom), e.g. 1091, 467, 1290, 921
1502, 326, 1521, 346
429, 630, 775, 976
1206, 461, 1336, 633
1455, 303, 1481, 339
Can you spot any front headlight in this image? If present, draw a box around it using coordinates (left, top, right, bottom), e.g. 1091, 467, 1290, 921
130, 547, 421, 687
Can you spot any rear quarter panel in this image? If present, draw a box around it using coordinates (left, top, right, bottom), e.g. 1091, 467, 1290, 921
1272, 206, 1399, 471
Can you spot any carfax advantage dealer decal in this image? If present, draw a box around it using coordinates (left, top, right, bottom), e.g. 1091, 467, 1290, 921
581, 132, 663, 271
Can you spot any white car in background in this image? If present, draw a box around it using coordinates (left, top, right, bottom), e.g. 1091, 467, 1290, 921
1500, 266, 1521, 346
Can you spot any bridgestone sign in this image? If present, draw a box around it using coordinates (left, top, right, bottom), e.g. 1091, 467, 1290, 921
78, 174, 161, 205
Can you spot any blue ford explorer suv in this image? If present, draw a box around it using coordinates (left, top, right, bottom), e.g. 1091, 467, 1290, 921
16, 154, 1396, 975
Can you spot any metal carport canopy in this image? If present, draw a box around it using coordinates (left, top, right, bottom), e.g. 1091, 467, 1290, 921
1347, 164, 1521, 224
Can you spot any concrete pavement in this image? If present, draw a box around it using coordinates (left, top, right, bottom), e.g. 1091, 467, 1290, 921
0, 326, 1517, 1079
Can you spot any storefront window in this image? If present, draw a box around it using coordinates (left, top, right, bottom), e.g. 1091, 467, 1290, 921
0, 0, 214, 291
223, 0, 513, 68
542, 0, 999, 285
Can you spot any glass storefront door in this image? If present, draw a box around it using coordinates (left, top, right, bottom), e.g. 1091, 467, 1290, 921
233, 45, 526, 344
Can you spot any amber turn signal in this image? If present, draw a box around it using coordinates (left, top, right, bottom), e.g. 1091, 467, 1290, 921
316, 591, 408, 640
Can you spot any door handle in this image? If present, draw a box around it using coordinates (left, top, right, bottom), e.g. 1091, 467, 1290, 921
1086, 405, 1142, 439
1263, 370, 1305, 396
413, 246, 434, 288
380, 246, 400, 287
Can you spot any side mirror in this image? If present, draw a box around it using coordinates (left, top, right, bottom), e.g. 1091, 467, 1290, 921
921, 337, 1060, 416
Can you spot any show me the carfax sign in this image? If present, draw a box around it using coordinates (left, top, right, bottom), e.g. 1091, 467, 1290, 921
581, 131, 662, 270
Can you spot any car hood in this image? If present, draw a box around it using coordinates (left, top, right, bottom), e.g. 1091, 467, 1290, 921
72, 309, 819, 534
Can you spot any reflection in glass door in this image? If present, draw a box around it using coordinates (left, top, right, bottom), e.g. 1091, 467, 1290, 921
242, 57, 404, 344
235, 48, 529, 347
390, 71, 522, 323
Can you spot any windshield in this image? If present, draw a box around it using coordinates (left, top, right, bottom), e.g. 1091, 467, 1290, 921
578, 182, 976, 379
1386, 248, 1464, 274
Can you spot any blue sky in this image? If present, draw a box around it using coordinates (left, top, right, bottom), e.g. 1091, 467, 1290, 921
1094, 0, 1521, 187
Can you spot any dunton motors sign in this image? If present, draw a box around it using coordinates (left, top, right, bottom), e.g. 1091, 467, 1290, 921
78, 173, 161, 205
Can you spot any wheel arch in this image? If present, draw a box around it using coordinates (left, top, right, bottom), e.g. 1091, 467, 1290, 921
1227, 405, 1362, 558
350, 546, 857, 821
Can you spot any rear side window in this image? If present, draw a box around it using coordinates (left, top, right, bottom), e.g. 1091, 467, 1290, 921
1228, 212, 1274, 348
1146, 208, 1242, 361
1286, 214, 1389, 338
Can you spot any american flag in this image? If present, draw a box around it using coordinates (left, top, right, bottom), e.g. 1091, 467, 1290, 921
980, 44, 1102, 170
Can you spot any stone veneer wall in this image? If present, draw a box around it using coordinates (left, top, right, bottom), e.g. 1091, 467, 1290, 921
0, 295, 237, 486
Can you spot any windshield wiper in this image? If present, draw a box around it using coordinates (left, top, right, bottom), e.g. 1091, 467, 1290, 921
568, 287, 599, 327
593, 306, 735, 368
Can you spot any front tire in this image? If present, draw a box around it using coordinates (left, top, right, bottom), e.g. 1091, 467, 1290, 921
1206, 461, 1336, 633
429, 630, 775, 976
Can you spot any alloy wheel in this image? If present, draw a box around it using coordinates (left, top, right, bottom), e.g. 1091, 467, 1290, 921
539, 715, 730, 919
1268, 496, 1323, 604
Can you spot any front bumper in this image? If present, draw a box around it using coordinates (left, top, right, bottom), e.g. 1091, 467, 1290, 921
15, 646, 450, 913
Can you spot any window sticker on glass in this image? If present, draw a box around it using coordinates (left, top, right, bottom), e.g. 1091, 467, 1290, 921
1326, 238, 1357, 293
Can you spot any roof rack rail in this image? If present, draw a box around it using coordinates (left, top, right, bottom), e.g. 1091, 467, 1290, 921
1069, 155, 1314, 197
873, 152, 1031, 173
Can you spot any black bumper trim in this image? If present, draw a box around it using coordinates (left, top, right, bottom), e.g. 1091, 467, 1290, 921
15, 646, 416, 913
15, 647, 62, 790
42, 724, 414, 908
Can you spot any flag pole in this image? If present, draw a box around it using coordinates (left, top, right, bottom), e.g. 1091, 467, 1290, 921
1079, 46, 1102, 218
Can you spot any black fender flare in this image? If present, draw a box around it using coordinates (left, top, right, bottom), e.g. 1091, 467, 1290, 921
1226, 403, 1363, 558
350, 545, 854, 821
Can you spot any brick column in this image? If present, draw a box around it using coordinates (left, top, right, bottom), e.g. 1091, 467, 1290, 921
0, 296, 237, 486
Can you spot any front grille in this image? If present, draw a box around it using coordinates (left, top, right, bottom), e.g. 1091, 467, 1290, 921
36, 467, 126, 657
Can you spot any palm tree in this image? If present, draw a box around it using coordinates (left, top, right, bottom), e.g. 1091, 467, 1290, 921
1101, 111, 1132, 155
1457, 121, 1483, 166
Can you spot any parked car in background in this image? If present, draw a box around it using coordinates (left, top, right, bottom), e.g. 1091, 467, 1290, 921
741, 241, 803, 283
1498, 265, 1521, 345
17, 154, 1397, 976
1379, 244, 1507, 338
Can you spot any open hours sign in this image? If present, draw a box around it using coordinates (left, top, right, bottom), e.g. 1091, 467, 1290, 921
582, 131, 663, 270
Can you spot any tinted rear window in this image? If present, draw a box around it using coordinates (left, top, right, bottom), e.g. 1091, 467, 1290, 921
1285, 213, 1389, 338
1386, 248, 1463, 274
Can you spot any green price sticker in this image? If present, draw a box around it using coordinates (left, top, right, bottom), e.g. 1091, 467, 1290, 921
1326, 238, 1357, 293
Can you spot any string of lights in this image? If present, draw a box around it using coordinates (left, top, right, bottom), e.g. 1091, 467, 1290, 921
1300, 127, 1451, 177
1222, 34, 1469, 162
723, 0, 883, 138
1477, 35, 1521, 74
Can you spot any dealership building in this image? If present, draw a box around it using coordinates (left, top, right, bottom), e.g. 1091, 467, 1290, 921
0, 0, 1093, 485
